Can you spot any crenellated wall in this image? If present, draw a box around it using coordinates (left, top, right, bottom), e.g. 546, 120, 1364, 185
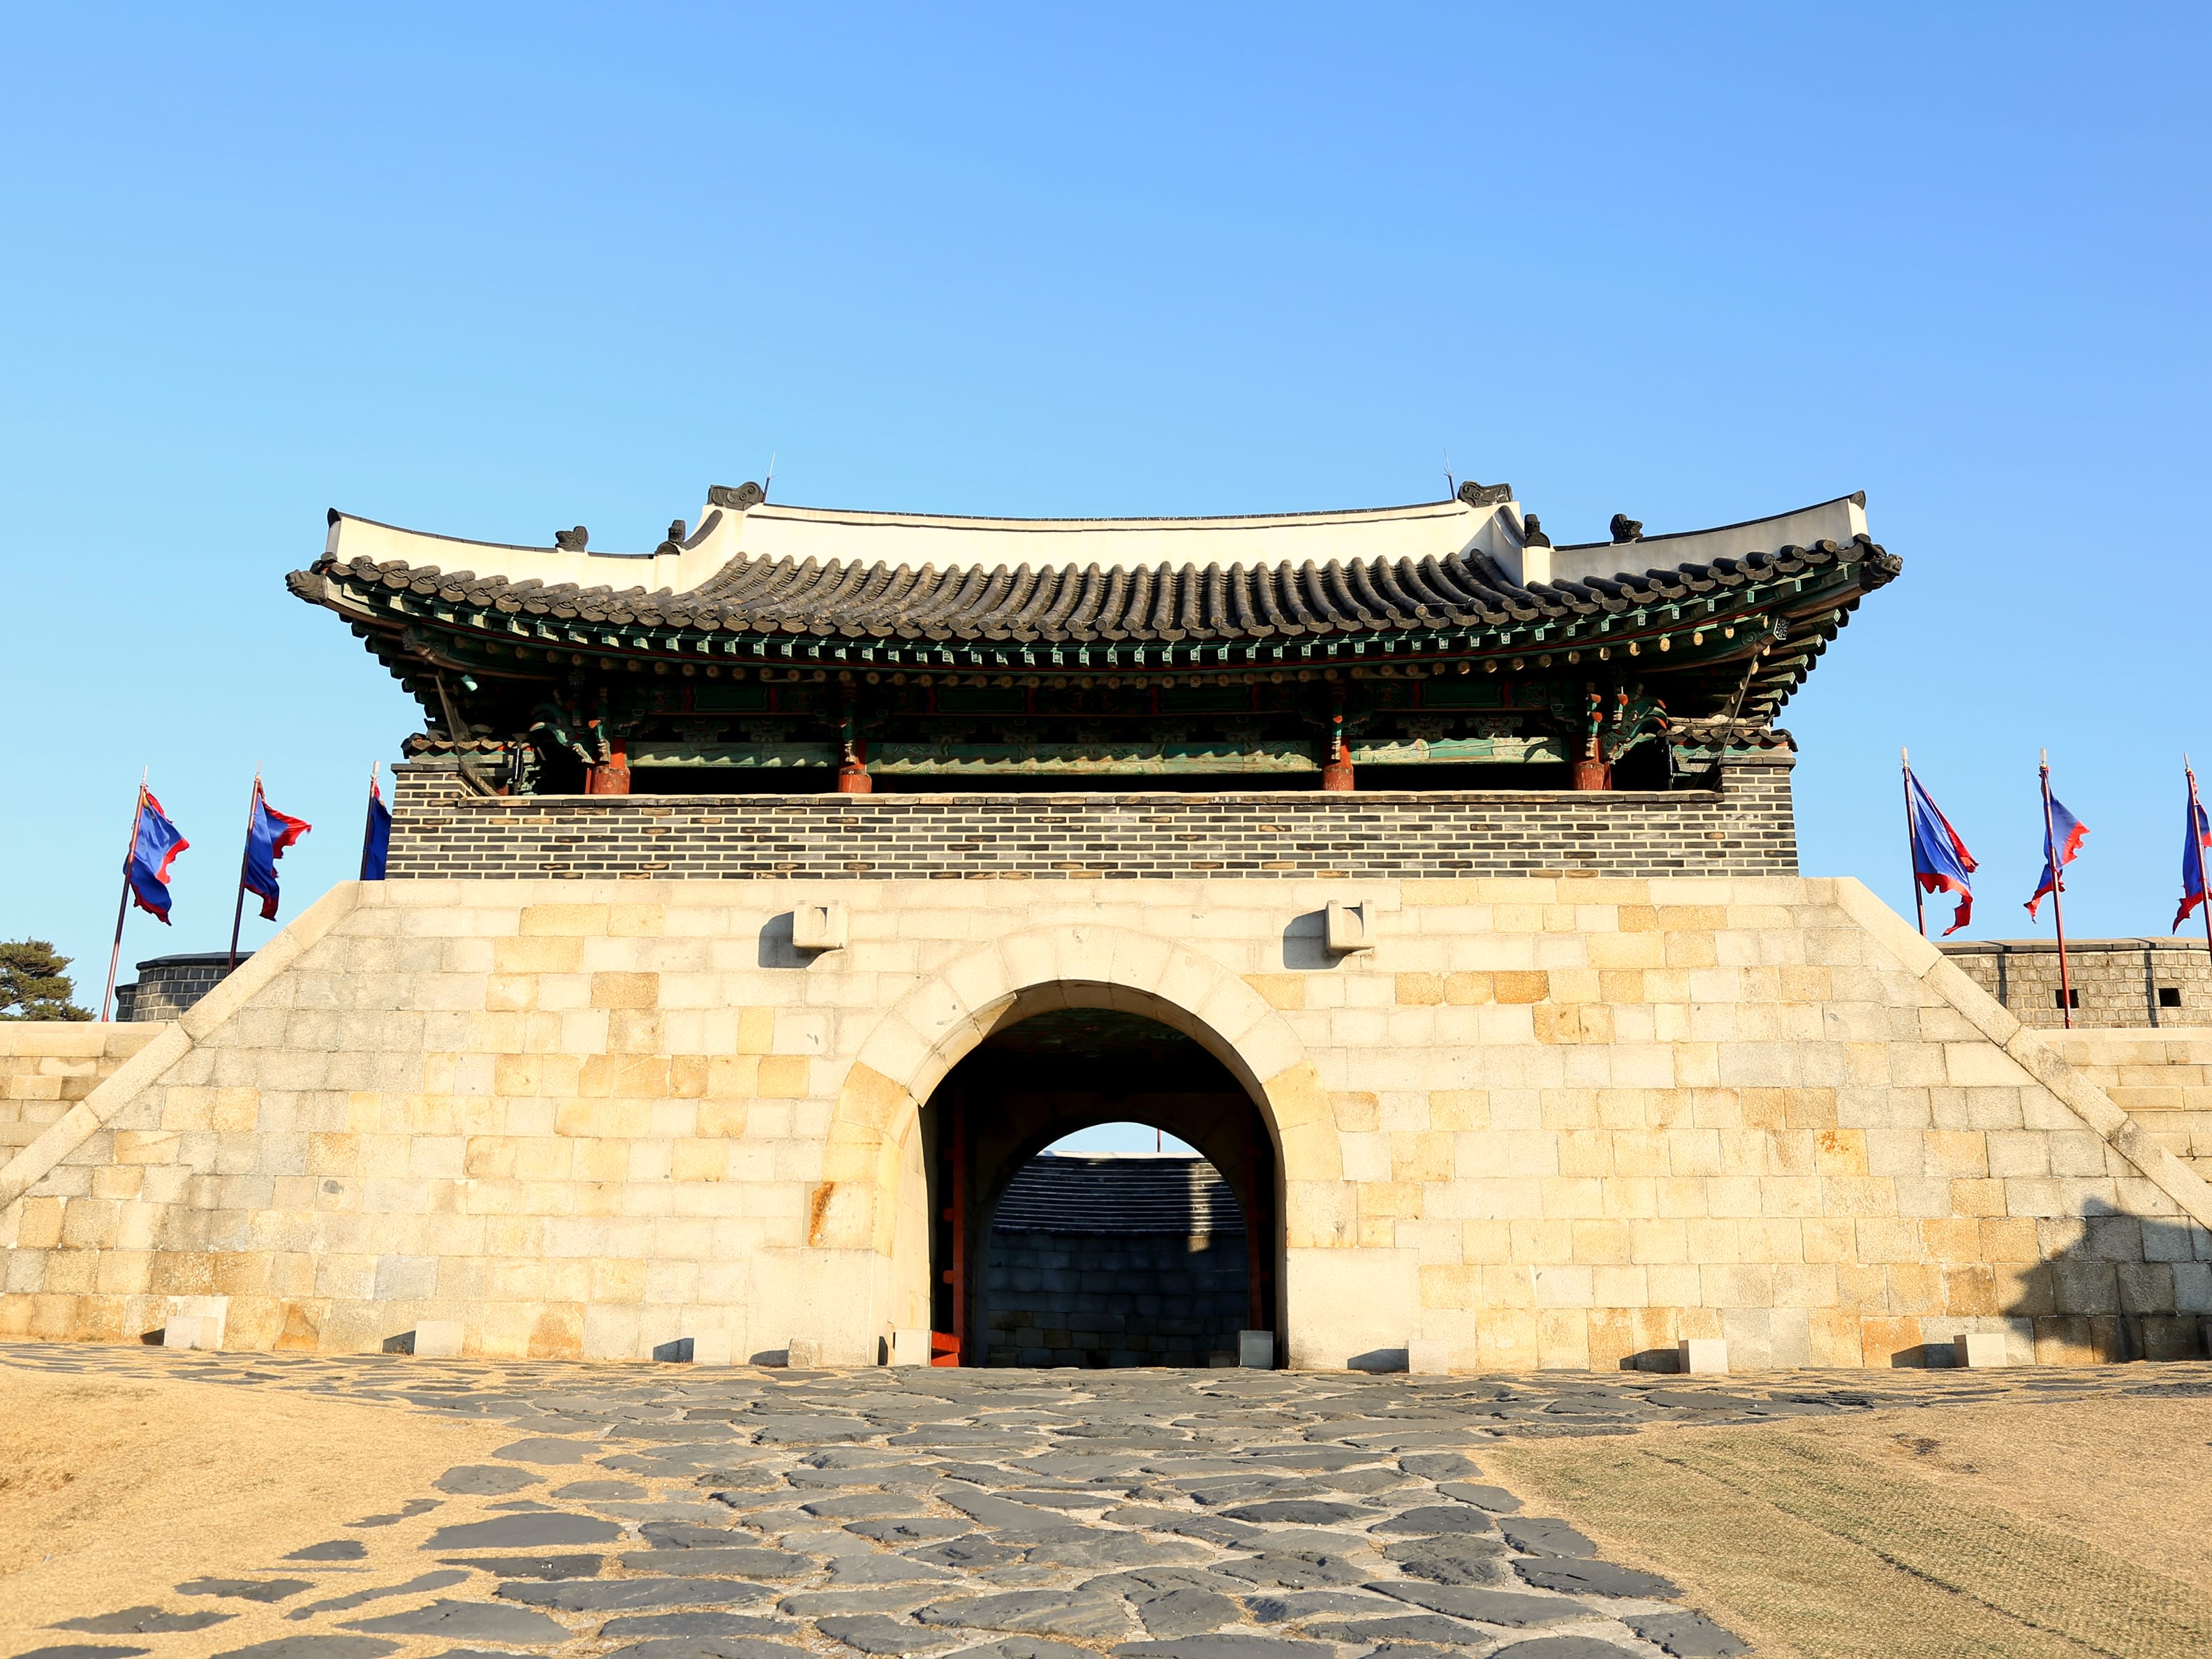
1940, 939, 2212, 1031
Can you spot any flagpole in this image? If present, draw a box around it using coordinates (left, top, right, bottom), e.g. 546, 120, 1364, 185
2191, 755, 2212, 975
360, 760, 379, 880
1901, 747, 1927, 937
228, 771, 260, 973
100, 770, 150, 1023
2040, 749, 2074, 1030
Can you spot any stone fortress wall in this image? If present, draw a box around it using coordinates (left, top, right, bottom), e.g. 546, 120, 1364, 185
2046, 1029, 2212, 1179
1, 1025, 163, 1166
5, 871, 2211, 1373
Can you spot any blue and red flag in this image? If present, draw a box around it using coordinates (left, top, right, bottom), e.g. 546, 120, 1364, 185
2026, 792, 2088, 921
1905, 769, 1977, 935
360, 767, 392, 881
126, 788, 189, 923
2178, 765, 2211, 932
242, 781, 311, 921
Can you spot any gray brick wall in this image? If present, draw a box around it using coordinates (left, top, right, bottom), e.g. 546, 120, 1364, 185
384, 757, 1798, 881
112, 954, 249, 1023
982, 1230, 1251, 1368
1938, 939, 2212, 1029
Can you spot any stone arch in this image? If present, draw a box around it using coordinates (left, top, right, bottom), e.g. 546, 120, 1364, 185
817, 924, 1336, 1260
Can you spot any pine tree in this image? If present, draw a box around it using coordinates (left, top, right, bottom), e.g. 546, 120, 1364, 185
0, 939, 94, 1021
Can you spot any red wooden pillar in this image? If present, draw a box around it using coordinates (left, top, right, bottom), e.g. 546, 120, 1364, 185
587, 737, 632, 795
932, 1088, 966, 1366
836, 686, 872, 793
1241, 1113, 1268, 1338
1320, 693, 1354, 791
1574, 691, 1612, 790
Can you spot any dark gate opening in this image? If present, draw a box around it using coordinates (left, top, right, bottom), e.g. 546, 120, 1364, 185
920, 1006, 1279, 1367
985, 1153, 1248, 1367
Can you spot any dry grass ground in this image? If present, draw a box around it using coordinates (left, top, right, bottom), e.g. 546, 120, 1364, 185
1491, 1396, 2212, 1659
0, 1362, 516, 1647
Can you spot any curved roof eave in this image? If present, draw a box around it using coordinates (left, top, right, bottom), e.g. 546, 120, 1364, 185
1542, 492, 1870, 587
1551, 490, 1868, 552
292, 537, 1898, 680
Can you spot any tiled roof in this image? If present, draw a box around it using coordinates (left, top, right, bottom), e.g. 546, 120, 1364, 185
401, 734, 511, 755
295, 533, 1896, 649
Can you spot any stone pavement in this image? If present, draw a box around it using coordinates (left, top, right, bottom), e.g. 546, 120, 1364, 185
13, 1344, 2211, 1659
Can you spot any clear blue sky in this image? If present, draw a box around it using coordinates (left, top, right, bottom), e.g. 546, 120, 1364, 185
6, 5, 2209, 1019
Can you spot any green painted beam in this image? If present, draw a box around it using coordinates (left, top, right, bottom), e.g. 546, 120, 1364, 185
1349, 736, 1570, 765
628, 743, 837, 769
871, 742, 1317, 776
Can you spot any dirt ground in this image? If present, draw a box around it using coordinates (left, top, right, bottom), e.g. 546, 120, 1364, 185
1804, 1396, 2212, 1596
1492, 1395, 2212, 1659
0, 1361, 515, 1643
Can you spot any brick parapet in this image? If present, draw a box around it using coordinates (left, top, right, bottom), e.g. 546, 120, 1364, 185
113, 955, 249, 1024
1939, 939, 2212, 1031
385, 756, 1797, 882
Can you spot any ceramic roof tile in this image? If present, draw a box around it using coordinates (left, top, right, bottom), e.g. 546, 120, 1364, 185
296, 533, 1899, 652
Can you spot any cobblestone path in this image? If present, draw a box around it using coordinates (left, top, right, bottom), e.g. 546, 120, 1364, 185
13, 1344, 2210, 1659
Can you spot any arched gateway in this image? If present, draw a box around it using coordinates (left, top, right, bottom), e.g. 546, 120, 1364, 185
816, 924, 1332, 1362
930, 1010, 1274, 1367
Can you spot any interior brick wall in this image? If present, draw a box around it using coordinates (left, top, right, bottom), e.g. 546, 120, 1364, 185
114, 958, 248, 1024
982, 1229, 1248, 1369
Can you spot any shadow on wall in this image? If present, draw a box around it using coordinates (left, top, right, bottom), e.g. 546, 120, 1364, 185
1885, 1209, 2211, 1369
1603, 1211, 2212, 1373
1969, 1210, 2212, 1368
1282, 910, 1338, 972
983, 1153, 1252, 1369
757, 912, 803, 969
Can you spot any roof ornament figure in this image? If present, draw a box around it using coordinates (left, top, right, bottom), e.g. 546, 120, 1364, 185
1609, 513, 1644, 543
654, 519, 687, 556
554, 525, 589, 551
1521, 513, 1551, 548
